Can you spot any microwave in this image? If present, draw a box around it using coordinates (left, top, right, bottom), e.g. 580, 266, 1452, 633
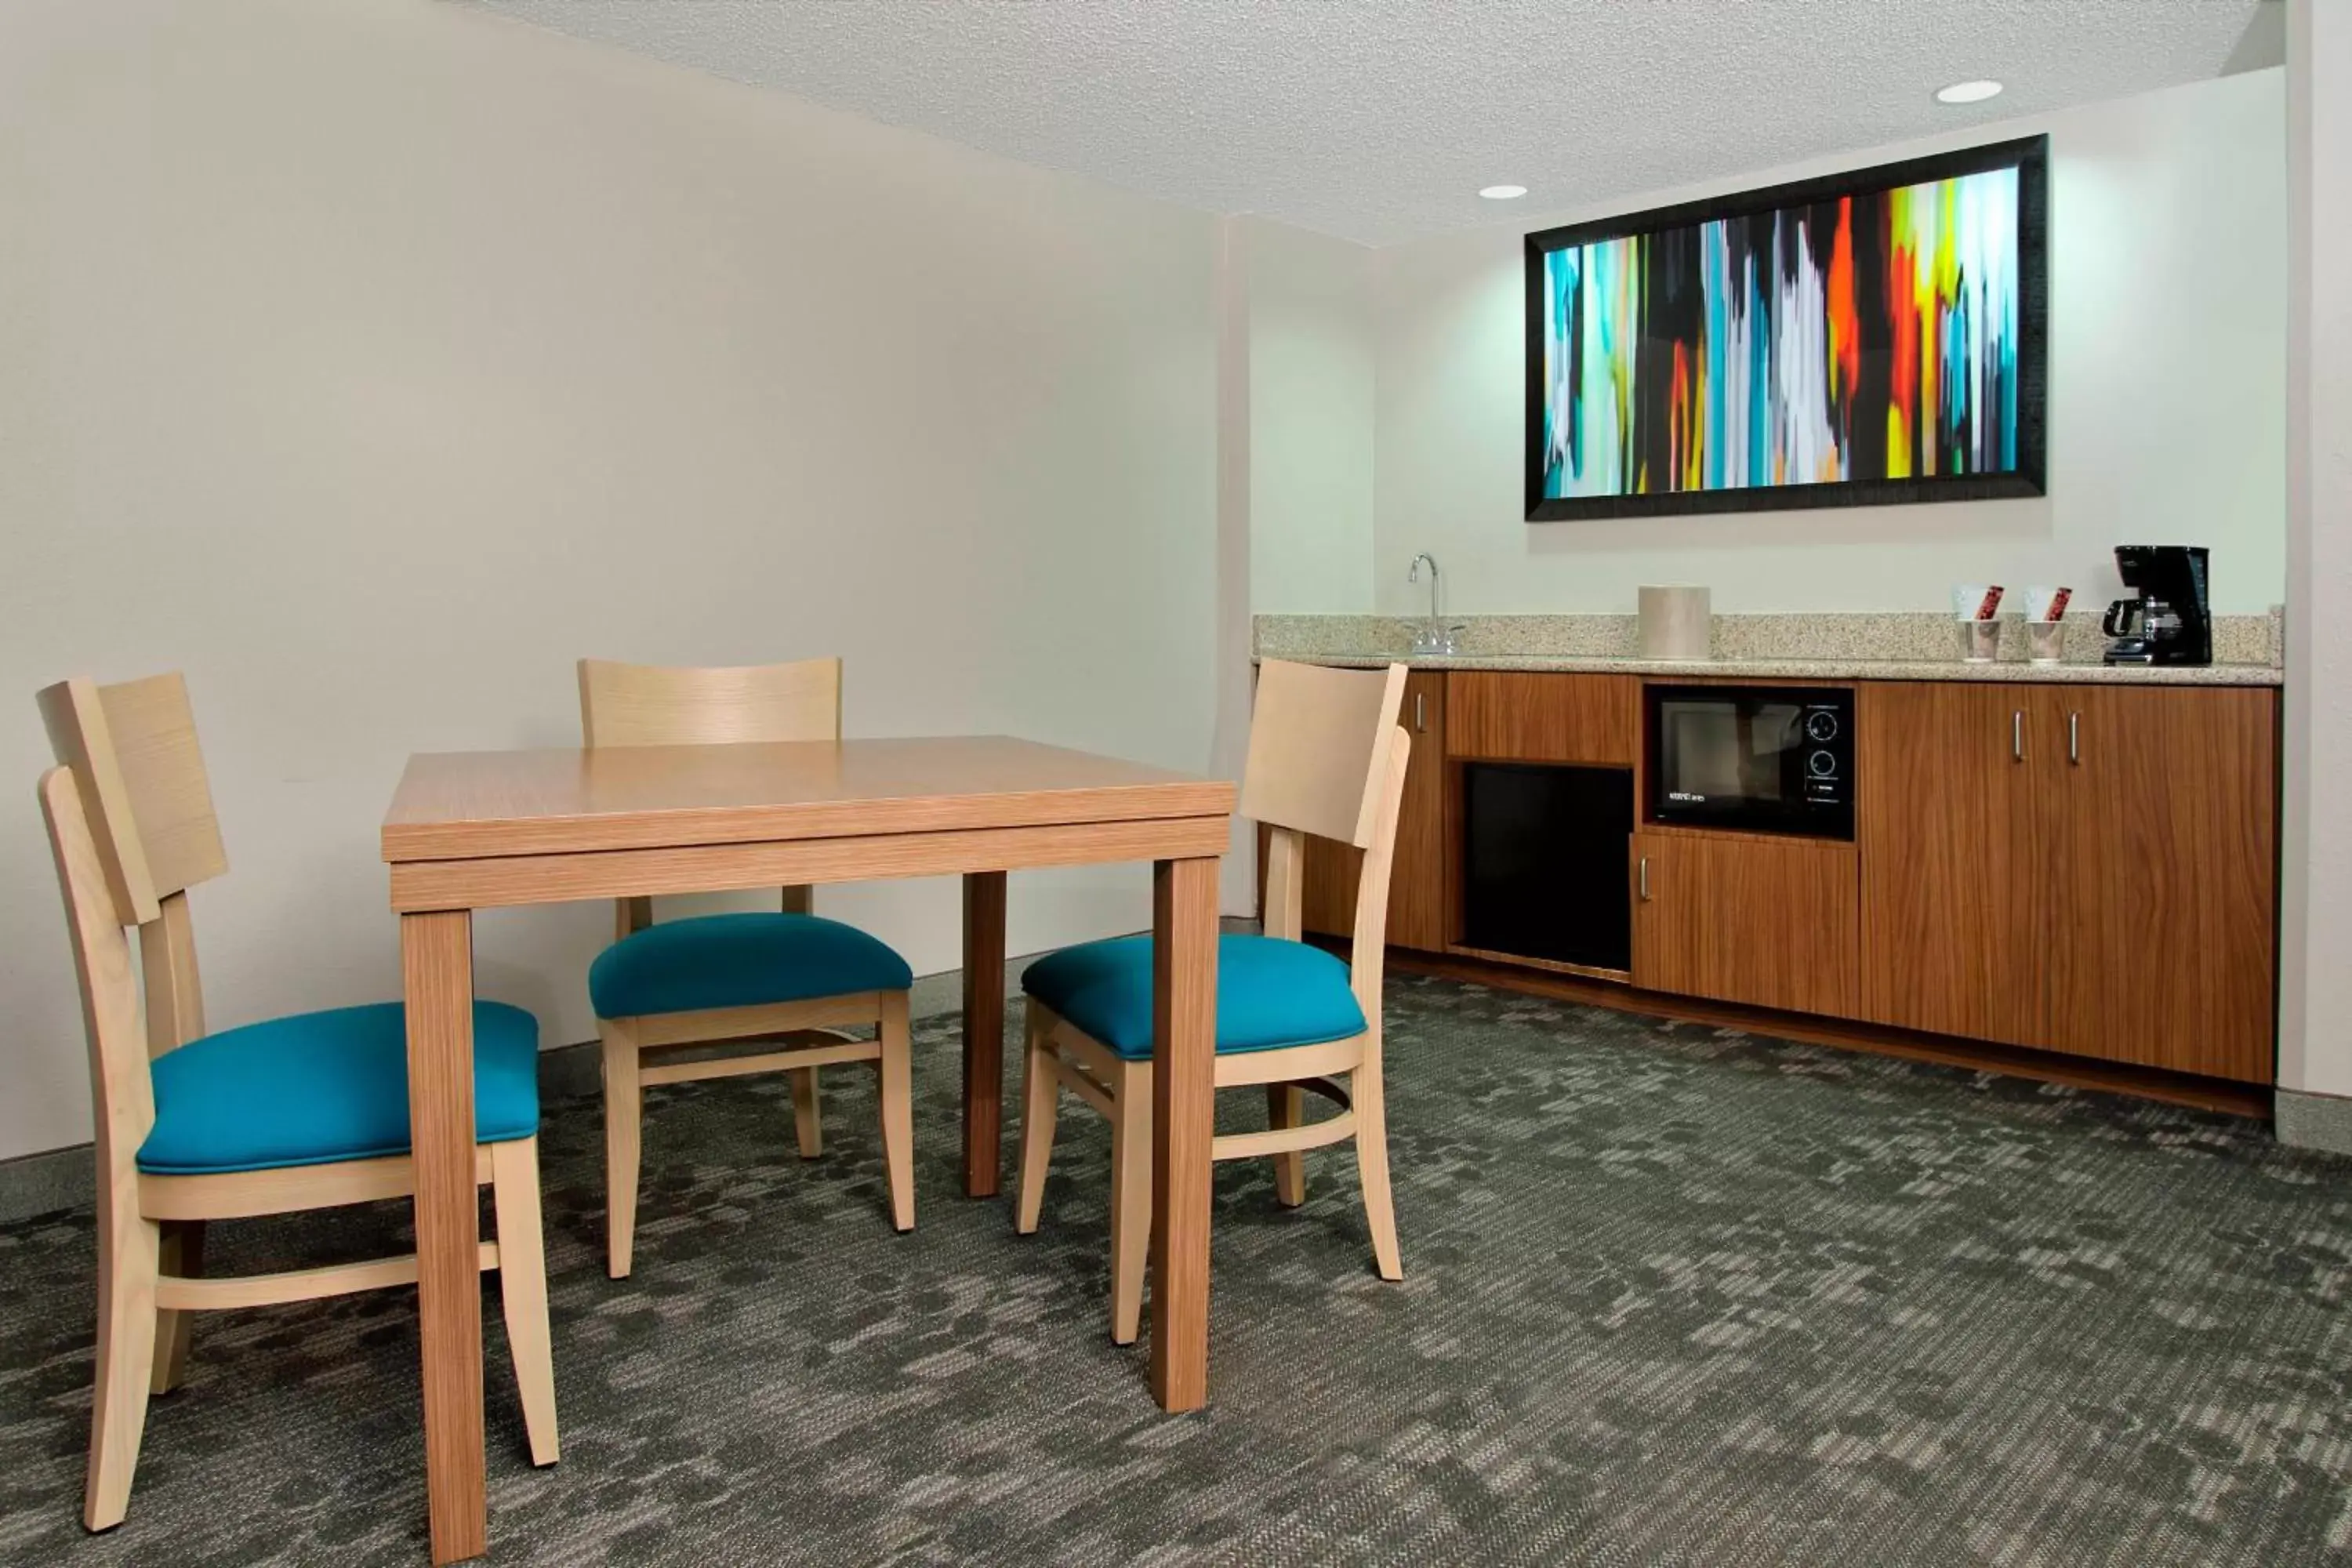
1644, 685, 1854, 840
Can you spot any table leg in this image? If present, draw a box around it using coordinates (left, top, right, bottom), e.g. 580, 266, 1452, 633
961, 870, 1007, 1197
403, 910, 485, 1565
1149, 855, 1218, 1412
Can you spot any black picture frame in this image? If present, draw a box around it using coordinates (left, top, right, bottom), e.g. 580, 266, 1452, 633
1524, 134, 2048, 523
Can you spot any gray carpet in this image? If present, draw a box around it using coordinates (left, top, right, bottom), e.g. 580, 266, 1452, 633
3, 975, 2350, 1566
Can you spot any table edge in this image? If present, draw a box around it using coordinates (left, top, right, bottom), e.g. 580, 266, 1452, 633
387, 812, 1236, 912
382, 778, 1237, 864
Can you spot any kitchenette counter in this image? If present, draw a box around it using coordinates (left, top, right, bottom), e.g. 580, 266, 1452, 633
1253, 612, 2285, 686
1264, 650, 2283, 685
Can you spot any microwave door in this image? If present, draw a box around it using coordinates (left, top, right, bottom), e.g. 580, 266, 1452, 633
1751, 704, 1805, 808
1670, 706, 1745, 805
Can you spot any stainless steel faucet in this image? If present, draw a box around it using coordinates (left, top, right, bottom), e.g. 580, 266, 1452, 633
1406, 553, 1461, 655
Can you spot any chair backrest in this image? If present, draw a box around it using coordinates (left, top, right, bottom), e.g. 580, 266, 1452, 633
37, 674, 223, 1054
1244, 661, 1410, 1019
38, 766, 158, 1178
37, 675, 227, 927
577, 657, 844, 931
577, 657, 842, 747
1241, 661, 1408, 850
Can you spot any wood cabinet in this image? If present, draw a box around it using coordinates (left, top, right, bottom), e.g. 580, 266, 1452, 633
1300, 670, 1450, 950
1447, 671, 1637, 765
2045, 686, 2276, 1081
1858, 684, 2050, 1047
1631, 832, 1860, 1017
1388, 672, 1450, 949
1269, 656, 2278, 1094
1858, 681, 2277, 1082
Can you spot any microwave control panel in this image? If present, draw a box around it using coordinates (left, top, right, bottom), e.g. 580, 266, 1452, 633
1800, 702, 1848, 808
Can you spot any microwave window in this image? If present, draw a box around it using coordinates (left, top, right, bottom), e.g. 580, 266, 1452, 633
1659, 701, 1804, 803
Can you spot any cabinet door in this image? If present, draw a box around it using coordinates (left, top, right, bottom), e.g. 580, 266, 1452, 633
1632, 832, 1860, 1017
2047, 686, 2277, 1082
1388, 671, 1450, 949
1856, 683, 2049, 1047
1447, 672, 1637, 765
1299, 671, 1450, 949
1298, 829, 1357, 939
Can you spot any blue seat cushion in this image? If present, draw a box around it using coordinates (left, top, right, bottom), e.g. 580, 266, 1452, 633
1021, 933, 1367, 1061
137, 1000, 539, 1176
588, 911, 913, 1019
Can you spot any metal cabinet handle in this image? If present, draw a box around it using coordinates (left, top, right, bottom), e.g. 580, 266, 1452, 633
2013, 710, 2024, 761
2068, 711, 2080, 764
1638, 855, 1651, 902
1414, 691, 1426, 733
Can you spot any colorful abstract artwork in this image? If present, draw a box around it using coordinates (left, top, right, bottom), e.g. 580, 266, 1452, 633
1526, 137, 2045, 521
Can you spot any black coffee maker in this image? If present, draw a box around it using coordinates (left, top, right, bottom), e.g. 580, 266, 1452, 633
2101, 545, 2212, 666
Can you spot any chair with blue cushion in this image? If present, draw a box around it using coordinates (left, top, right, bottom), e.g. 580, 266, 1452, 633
35, 673, 557, 1533
579, 657, 915, 1279
1014, 660, 1410, 1342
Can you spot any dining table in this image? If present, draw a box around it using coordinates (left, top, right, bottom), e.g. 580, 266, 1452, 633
382, 734, 1235, 1563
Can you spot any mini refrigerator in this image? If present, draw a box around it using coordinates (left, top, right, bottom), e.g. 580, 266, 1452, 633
1459, 762, 1634, 972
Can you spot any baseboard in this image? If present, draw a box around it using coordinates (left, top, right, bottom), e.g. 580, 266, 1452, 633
1370, 941, 2277, 1121
0, 949, 1057, 1227
2275, 1088, 2352, 1157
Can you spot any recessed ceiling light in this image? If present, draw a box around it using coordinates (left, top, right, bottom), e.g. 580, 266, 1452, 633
1479, 184, 1529, 201
1935, 79, 2003, 105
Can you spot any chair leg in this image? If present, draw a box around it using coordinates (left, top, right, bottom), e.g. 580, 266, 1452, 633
1107, 1059, 1152, 1346
490, 1137, 561, 1467
1013, 1003, 1059, 1236
1266, 1084, 1308, 1208
85, 1205, 160, 1531
150, 1220, 203, 1395
789, 1065, 824, 1159
601, 1022, 642, 1279
1352, 1057, 1403, 1283
877, 993, 914, 1232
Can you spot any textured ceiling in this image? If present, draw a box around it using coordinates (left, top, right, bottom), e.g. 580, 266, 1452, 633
467, 0, 2268, 246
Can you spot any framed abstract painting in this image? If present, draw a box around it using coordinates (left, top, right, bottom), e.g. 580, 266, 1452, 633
1526, 135, 2047, 521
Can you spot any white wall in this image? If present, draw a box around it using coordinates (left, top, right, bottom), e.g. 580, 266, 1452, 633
1243, 219, 1377, 614
1369, 71, 2288, 617
0, 2, 1224, 1161
2278, 0, 2352, 1104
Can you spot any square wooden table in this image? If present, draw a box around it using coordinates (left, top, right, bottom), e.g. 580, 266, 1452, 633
383, 735, 1233, 1563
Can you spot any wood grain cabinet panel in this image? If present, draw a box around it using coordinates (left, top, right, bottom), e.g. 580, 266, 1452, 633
1446, 672, 1637, 766
2046, 686, 2277, 1082
1298, 826, 1356, 941
1632, 832, 1860, 1018
1300, 671, 1450, 950
1288, 662, 2278, 1091
1857, 683, 2050, 1047
1388, 672, 1450, 949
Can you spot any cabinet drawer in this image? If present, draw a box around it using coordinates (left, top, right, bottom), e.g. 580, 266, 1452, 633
1446, 672, 1636, 765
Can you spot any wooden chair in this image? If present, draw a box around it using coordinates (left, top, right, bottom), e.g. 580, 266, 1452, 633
1013, 660, 1410, 1342
579, 657, 915, 1279
34, 674, 557, 1534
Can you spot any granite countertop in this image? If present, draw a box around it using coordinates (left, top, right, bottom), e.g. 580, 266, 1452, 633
1271, 651, 2283, 686
1253, 612, 2285, 687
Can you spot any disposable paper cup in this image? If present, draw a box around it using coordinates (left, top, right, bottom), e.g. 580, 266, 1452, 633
2024, 585, 2073, 622
1952, 584, 2005, 621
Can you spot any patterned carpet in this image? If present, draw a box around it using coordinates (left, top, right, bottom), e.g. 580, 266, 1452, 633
2, 975, 2350, 1566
